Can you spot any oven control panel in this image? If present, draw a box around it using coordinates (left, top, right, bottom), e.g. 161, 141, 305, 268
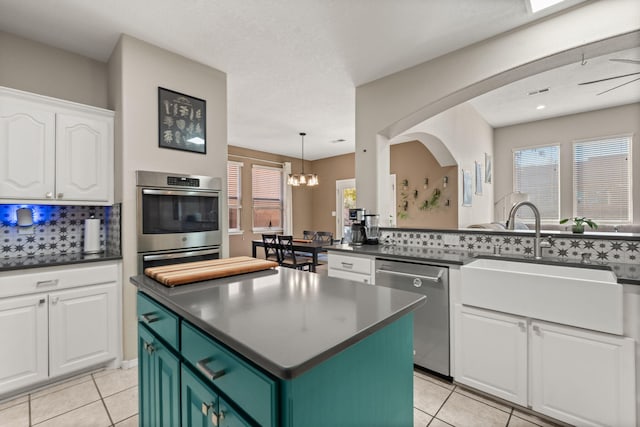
167, 176, 200, 187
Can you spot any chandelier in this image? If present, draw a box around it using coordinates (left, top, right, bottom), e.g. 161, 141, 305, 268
287, 132, 319, 186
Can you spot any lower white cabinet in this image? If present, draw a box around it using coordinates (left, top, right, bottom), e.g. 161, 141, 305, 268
454, 304, 636, 426
327, 252, 375, 284
0, 261, 120, 397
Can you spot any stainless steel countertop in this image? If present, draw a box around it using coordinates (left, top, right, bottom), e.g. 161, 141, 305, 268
131, 267, 425, 379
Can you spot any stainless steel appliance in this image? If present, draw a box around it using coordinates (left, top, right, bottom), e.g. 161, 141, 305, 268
349, 208, 367, 245
375, 258, 450, 378
136, 170, 222, 272
364, 214, 380, 245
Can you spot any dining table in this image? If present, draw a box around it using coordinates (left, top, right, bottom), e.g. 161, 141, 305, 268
251, 238, 329, 273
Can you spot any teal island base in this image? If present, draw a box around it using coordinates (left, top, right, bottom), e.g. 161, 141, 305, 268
137, 292, 415, 427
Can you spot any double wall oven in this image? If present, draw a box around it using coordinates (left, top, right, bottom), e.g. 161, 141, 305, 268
136, 170, 222, 272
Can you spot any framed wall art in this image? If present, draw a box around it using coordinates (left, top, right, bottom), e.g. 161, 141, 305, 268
475, 161, 483, 195
158, 87, 206, 154
462, 169, 472, 206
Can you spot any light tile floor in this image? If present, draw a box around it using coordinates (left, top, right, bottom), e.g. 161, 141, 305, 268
0, 367, 566, 427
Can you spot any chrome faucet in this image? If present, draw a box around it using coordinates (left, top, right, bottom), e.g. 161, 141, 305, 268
507, 201, 544, 259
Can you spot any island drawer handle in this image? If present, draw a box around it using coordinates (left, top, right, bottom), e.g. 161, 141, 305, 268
341, 262, 354, 269
196, 357, 225, 381
375, 268, 443, 282
139, 313, 159, 324
36, 279, 59, 287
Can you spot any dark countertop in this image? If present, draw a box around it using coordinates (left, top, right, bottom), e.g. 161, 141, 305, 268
0, 252, 122, 271
131, 267, 425, 380
326, 244, 640, 285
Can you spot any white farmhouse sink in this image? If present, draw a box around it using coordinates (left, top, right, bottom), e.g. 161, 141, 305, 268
460, 258, 623, 335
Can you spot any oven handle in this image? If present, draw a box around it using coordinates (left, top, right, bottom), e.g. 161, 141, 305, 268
142, 188, 218, 197
142, 248, 220, 261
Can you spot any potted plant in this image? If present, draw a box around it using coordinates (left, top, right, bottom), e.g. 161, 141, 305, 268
559, 217, 598, 233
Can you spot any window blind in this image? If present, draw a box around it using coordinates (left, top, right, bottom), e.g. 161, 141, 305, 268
227, 161, 242, 231
573, 135, 631, 223
252, 165, 283, 229
513, 145, 560, 221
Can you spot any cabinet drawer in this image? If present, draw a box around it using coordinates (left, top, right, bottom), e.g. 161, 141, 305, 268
137, 293, 179, 350
181, 322, 277, 427
328, 269, 373, 284
0, 261, 119, 299
328, 253, 372, 274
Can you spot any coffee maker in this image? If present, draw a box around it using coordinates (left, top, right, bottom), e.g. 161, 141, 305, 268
349, 208, 367, 246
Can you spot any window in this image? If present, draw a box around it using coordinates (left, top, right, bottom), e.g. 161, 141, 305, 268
227, 161, 242, 232
513, 145, 560, 221
252, 165, 283, 230
573, 135, 632, 223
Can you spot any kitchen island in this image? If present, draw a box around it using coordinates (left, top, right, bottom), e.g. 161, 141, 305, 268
131, 267, 425, 426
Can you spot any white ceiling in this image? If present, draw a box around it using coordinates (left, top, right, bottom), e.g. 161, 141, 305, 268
2, 0, 627, 160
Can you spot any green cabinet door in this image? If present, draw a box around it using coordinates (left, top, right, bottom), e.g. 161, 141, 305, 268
138, 324, 180, 427
182, 365, 220, 427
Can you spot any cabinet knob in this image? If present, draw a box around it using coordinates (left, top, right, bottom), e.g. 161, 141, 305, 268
51, 297, 59, 305
45, 192, 53, 199
201, 402, 213, 417
532, 325, 541, 334
211, 410, 224, 426
39, 298, 46, 305
57, 193, 64, 199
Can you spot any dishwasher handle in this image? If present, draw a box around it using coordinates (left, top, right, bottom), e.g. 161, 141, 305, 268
375, 268, 443, 282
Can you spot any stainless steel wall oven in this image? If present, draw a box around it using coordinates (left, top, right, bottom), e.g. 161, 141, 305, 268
136, 170, 222, 272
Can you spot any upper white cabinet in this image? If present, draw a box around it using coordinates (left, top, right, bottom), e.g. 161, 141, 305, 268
0, 86, 114, 205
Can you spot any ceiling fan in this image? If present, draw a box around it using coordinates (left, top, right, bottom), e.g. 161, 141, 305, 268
578, 58, 640, 96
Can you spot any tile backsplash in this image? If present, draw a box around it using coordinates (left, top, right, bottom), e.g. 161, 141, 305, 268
380, 229, 639, 264
1, 204, 121, 258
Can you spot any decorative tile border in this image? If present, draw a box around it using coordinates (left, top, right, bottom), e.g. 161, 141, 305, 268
0, 204, 121, 258
380, 229, 639, 264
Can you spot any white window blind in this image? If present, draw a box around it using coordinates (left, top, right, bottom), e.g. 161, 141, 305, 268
573, 135, 632, 223
227, 161, 242, 231
513, 145, 560, 221
252, 165, 283, 230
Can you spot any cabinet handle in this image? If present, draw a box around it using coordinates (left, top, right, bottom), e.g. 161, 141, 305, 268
51, 297, 59, 305
143, 341, 155, 354
36, 279, 58, 287
341, 262, 354, 269
211, 410, 224, 426
57, 192, 64, 199
39, 298, 46, 305
196, 357, 225, 381
518, 321, 526, 332
532, 325, 541, 334
201, 402, 213, 417
139, 313, 159, 324
45, 192, 53, 199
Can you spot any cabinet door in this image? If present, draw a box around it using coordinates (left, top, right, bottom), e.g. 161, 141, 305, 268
0, 294, 48, 394
55, 112, 113, 203
454, 305, 527, 406
138, 324, 181, 427
182, 366, 220, 427
219, 397, 252, 427
0, 100, 55, 200
49, 282, 117, 376
530, 320, 636, 427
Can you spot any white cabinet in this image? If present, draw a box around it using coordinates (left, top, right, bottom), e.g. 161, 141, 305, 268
530, 320, 636, 427
327, 252, 375, 284
0, 261, 121, 397
0, 294, 48, 392
454, 304, 636, 426
0, 86, 114, 205
454, 305, 527, 406
49, 283, 118, 377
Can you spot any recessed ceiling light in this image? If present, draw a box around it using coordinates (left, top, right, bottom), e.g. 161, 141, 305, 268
536, 105, 546, 110
528, 0, 566, 13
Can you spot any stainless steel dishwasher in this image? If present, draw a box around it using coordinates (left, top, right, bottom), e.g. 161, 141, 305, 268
375, 258, 450, 377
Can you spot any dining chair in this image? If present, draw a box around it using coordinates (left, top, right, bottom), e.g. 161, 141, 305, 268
303, 230, 317, 241
261, 234, 280, 263
313, 231, 333, 245
277, 235, 314, 271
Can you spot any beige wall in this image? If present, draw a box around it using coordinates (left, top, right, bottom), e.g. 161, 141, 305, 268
228, 145, 313, 258
108, 35, 228, 361
0, 31, 108, 108
310, 153, 356, 235
390, 141, 458, 229
494, 103, 640, 225
355, 2, 640, 219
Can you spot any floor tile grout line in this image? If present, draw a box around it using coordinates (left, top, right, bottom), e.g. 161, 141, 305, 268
30, 399, 104, 426
92, 373, 115, 427
428, 384, 456, 424
28, 392, 32, 427
505, 407, 514, 427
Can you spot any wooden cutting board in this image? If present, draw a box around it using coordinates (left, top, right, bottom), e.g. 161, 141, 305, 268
144, 256, 278, 287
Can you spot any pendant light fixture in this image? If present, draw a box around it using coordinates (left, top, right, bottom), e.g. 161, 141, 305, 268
288, 132, 319, 186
